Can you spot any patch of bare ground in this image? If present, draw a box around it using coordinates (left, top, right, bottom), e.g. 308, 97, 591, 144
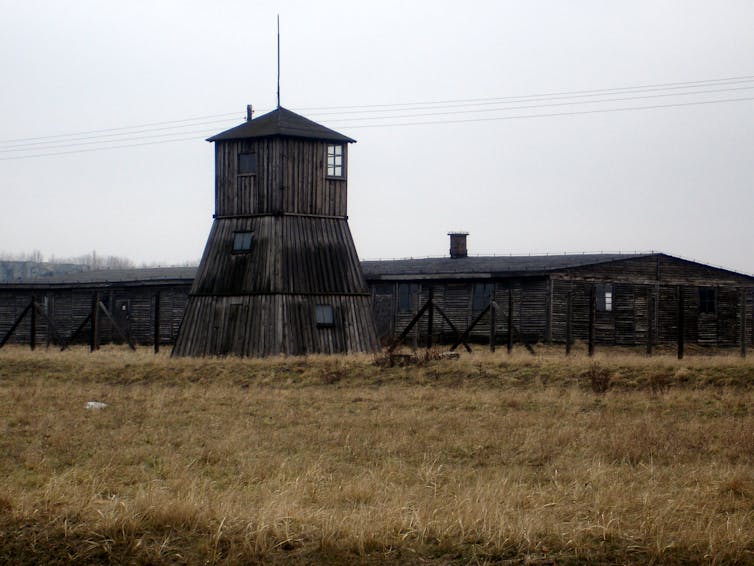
0, 345, 752, 564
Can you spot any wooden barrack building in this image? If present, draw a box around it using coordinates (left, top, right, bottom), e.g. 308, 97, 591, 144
1, 245, 753, 352
363, 234, 754, 349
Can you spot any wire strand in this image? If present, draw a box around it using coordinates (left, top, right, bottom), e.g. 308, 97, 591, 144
3, 73, 754, 146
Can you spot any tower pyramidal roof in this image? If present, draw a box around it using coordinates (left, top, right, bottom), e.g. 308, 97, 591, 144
207, 106, 356, 143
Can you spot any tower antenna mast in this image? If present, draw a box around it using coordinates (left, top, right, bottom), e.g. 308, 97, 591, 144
276, 15, 281, 108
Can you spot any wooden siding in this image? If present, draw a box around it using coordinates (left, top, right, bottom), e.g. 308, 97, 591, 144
173, 294, 377, 357
373, 278, 550, 344
0, 285, 189, 347
190, 216, 368, 296
215, 139, 347, 218
552, 254, 754, 286
366, 252, 754, 348
176, 126, 377, 357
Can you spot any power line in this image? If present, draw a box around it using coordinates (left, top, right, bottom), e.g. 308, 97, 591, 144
0, 120, 238, 151
0, 134, 203, 161
305, 79, 754, 116
3, 95, 752, 161
296, 74, 754, 111
2, 85, 752, 154
2, 83, 754, 160
2, 86, 751, 155
312, 85, 754, 124
333, 95, 754, 130
0, 111, 242, 145
3, 73, 754, 147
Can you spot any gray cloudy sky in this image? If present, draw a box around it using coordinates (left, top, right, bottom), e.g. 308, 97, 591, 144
2, 1, 753, 273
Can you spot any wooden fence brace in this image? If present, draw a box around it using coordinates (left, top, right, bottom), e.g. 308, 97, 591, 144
98, 302, 136, 351
588, 285, 595, 357
740, 288, 747, 358
30, 294, 36, 351
0, 300, 34, 349
489, 296, 496, 353
432, 303, 472, 353
388, 299, 432, 353
154, 291, 161, 354
60, 312, 92, 351
450, 303, 491, 352
677, 285, 685, 360
646, 293, 654, 356
426, 287, 434, 349
507, 288, 513, 354
90, 293, 100, 352
565, 290, 572, 356
32, 301, 65, 347
46, 296, 52, 348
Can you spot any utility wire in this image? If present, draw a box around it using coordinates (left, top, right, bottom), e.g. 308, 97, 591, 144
0, 135, 203, 161
2, 80, 754, 160
0, 111, 242, 145
3, 95, 753, 161
0, 119, 240, 150
306, 81, 754, 116
2, 85, 751, 155
0, 127, 226, 154
332, 95, 754, 130
2, 85, 752, 154
296, 74, 754, 111
3, 73, 754, 147
313, 85, 754, 124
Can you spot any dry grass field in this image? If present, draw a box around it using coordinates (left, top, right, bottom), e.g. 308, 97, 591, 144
0, 345, 752, 564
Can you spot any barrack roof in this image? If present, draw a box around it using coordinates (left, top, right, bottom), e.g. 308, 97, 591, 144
361, 253, 651, 278
207, 106, 356, 143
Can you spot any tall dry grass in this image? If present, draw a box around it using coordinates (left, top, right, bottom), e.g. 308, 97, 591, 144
0, 345, 752, 564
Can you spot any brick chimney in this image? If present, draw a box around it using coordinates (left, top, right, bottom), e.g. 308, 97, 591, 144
448, 232, 469, 258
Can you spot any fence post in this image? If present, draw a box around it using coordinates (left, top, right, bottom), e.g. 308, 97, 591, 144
489, 293, 496, 353
677, 285, 685, 360
426, 287, 434, 349
740, 288, 747, 358
46, 296, 53, 348
588, 285, 596, 357
565, 290, 572, 356
154, 291, 161, 354
646, 293, 654, 356
30, 295, 36, 351
507, 288, 513, 354
90, 293, 100, 352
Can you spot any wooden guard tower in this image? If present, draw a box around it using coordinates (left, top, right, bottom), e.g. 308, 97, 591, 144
173, 106, 378, 356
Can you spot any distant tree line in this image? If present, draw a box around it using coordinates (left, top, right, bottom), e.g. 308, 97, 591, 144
0, 250, 197, 270
0, 251, 199, 282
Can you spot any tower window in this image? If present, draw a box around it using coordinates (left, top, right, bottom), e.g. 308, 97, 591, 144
315, 304, 335, 327
326, 144, 344, 178
232, 231, 254, 252
596, 283, 613, 312
238, 153, 257, 175
699, 287, 716, 314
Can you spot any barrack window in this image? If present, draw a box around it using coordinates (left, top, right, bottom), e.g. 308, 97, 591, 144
398, 283, 420, 313
472, 283, 495, 311
596, 283, 613, 312
699, 287, 716, 314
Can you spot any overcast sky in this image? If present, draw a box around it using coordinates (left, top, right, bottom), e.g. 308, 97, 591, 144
2, 1, 753, 274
